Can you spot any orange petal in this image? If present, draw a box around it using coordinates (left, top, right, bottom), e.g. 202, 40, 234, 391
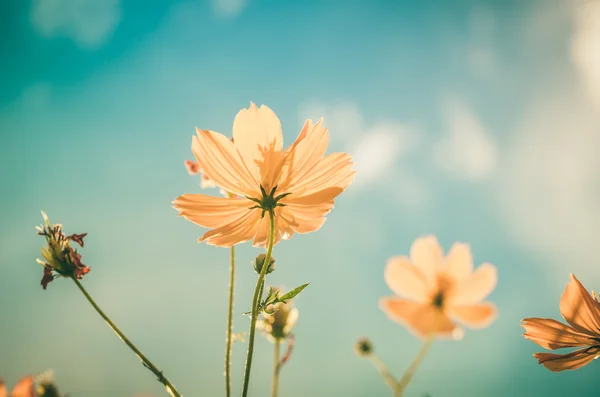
384, 256, 430, 301
559, 274, 600, 335
278, 203, 326, 234
446, 242, 473, 281
9, 376, 34, 397
232, 103, 284, 189
534, 347, 600, 372
201, 208, 262, 247
277, 119, 329, 190
410, 235, 445, 283
184, 159, 200, 175
0, 379, 6, 397
251, 207, 297, 248
447, 263, 497, 305
284, 152, 354, 198
379, 297, 456, 339
193, 128, 260, 197
521, 317, 595, 350
173, 194, 255, 229
449, 302, 497, 329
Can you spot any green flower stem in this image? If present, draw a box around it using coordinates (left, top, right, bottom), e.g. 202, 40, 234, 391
241, 210, 276, 397
271, 339, 281, 397
367, 354, 397, 392
72, 277, 182, 397
395, 336, 434, 397
225, 245, 236, 397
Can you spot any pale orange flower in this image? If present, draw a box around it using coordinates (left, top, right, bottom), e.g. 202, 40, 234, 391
379, 235, 498, 339
521, 274, 600, 372
0, 376, 34, 397
173, 103, 355, 247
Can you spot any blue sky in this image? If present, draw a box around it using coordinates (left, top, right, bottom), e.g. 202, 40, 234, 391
1, 0, 600, 396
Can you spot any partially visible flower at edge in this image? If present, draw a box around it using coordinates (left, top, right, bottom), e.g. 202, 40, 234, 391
379, 235, 498, 339
0, 370, 62, 397
173, 103, 355, 248
35, 212, 90, 290
257, 288, 299, 343
521, 273, 600, 372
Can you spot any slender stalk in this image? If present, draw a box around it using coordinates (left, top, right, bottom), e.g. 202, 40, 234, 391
367, 354, 397, 392
71, 277, 182, 397
271, 339, 281, 397
395, 336, 434, 397
225, 245, 236, 397
241, 210, 276, 397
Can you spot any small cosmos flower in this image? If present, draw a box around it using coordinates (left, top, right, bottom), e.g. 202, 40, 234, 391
35, 212, 90, 290
173, 103, 355, 247
0, 370, 62, 397
184, 159, 217, 189
522, 274, 600, 372
379, 235, 498, 339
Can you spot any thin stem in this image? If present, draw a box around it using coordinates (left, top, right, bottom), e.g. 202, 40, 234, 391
271, 339, 281, 397
225, 245, 236, 397
71, 278, 182, 397
367, 354, 397, 392
241, 210, 276, 397
395, 336, 434, 397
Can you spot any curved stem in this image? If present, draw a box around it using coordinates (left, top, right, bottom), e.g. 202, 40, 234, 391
225, 245, 236, 397
395, 336, 434, 397
72, 278, 182, 397
367, 354, 397, 392
271, 339, 281, 397
241, 210, 276, 397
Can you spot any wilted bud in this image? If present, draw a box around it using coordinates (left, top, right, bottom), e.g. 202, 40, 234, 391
36, 212, 90, 290
0, 370, 62, 397
35, 370, 61, 397
354, 337, 373, 357
254, 254, 275, 275
257, 289, 298, 342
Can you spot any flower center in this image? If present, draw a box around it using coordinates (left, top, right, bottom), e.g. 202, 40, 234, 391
432, 291, 445, 309
246, 185, 292, 218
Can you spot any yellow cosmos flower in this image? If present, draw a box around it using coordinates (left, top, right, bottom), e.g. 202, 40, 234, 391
173, 103, 355, 247
379, 235, 498, 339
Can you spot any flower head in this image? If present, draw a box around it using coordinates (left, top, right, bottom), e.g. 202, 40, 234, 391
184, 159, 217, 189
173, 103, 355, 247
379, 235, 498, 339
257, 288, 299, 342
0, 370, 61, 397
354, 337, 374, 357
521, 274, 600, 372
36, 212, 90, 290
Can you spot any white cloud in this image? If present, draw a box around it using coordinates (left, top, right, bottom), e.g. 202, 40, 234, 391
31, 0, 121, 48
500, 89, 600, 276
210, 0, 248, 18
433, 98, 498, 181
571, 0, 600, 111
298, 101, 421, 192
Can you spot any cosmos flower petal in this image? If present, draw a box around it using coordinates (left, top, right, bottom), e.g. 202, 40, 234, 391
193, 128, 259, 197
9, 376, 34, 397
384, 256, 430, 301
446, 242, 473, 281
251, 207, 297, 248
379, 297, 456, 339
521, 317, 595, 350
447, 263, 497, 305
277, 119, 329, 190
201, 209, 262, 247
173, 194, 255, 229
0, 380, 6, 397
284, 153, 355, 197
534, 348, 600, 372
449, 302, 497, 329
560, 274, 600, 335
233, 103, 285, 188
410, 235, 445, 283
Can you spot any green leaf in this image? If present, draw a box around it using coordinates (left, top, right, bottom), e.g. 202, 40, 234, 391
278, 283, 310, 302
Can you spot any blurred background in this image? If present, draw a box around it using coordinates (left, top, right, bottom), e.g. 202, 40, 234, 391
1, 0, 600, 396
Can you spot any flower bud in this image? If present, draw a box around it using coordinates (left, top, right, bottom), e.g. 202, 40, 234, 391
254, 254, 275, 275
354, 337, 373, 357
257, 289, 298, 342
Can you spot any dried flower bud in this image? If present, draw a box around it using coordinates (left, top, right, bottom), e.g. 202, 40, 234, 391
254, 254, 275, 275
35, 370, 61, 397
257, 289, 298, 342
36, 211, 90, 290
354, 337, 373, 357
